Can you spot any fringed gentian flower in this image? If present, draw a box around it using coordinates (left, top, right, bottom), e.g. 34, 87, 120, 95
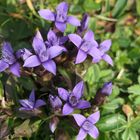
93, 40, 113, 66
58, 81, 91, 115
38, 2, 80, 32
101, 82, 112, 96
45, 30, 68, 47
19, 89, 46, 111
77, 13, 89, 35
0, 42, 20, 77
73, 111, 100, 140
49, 94, 62, 111
69, 30, 102, 64
23, 31, 66, 75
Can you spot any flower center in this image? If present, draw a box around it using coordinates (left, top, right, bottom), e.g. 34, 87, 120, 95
38, 50, 49, 62
68, 94, 78, 107
56, 10, 67, 23
80, 41, 92, 52
82, 120, 93, 131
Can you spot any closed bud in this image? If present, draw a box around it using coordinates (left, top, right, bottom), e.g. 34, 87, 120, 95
101, 82, 112, 96
49, 116, 59, 133
77, 13, 89, 35
49, 95, 62, 111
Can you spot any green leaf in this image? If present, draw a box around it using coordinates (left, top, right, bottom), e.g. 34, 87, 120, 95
122, 128, 139, 140
128, 85, 140, 95
134, 96, 140, 105
83, 0, 101, 11
84, 64, 100, 85
97, 114, 126, 132
112, 0, 127, 17
136, 0, 140, 16
18, 77, 36, 90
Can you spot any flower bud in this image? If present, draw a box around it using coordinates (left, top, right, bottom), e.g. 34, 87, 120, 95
101, 82, 112, 96
49, 95, 62, 111
77, 13, 89, 35
49, 116, 59, 133
16, 48, 32, 60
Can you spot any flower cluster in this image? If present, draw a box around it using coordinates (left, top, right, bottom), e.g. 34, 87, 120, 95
0, 2, 113, 140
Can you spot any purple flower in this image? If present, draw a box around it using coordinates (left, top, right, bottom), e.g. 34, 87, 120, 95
23, 31, 66, 75
73, 111, 100, 140
38, 2, 80, 32
19, 89, 46, 111
0, 42, 20, 77
45, 30, 68, 47
77, 13, 89, 35
101, 82, 112, 96
58, 81, 91, 115
16, 48, 32, 60
49, 94, 62, 110
93, 40, 113, 66
68, 30, 102, 64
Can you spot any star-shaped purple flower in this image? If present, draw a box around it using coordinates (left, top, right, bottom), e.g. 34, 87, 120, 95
19, 89, 46, 111
68, 30, 102, 64
45, 30, 68, 47
38, 2, 80, 32
93, 40, 113, 66
58, 81, 91, 115
23, 31, 66, 75
73, 111, 100, 140
0, 42, 20, 77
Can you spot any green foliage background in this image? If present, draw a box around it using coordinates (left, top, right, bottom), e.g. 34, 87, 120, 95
0, 0, 140, 140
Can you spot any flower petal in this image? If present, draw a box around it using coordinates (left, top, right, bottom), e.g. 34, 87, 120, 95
100, 39, 111, 53
42, 60, 56, 75
76, 100, 91, 109
58, 88, 69, 101
73, 81, 84, 99
62, 103, 74, 115
29, 89, 35, 102
0, 60, 9, 72
88, 47, 102, 60
88, 125, 99, 139
23, 55, 41, 67
76, 128, 87, 140
83, 30, 95, 41
48, 45, 66, 59
10, 62, 20, 77
56, 2, 68, 15
19, 99, 34, 109
72, 114, 86, 126
38, 9, 55, 21
68, 34, 82, 48
102, 54, 113, 66
75, 50, 87, 64
34, 99, 46, 108
87, 111, 100, 124
35, 30, 44, 41
2, 42, 14, 53
47, 30, 57, 44
32, 32, 46, 55
55, 22, 66, 32
67, 16, 80, 26
59, 36, 68, 45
